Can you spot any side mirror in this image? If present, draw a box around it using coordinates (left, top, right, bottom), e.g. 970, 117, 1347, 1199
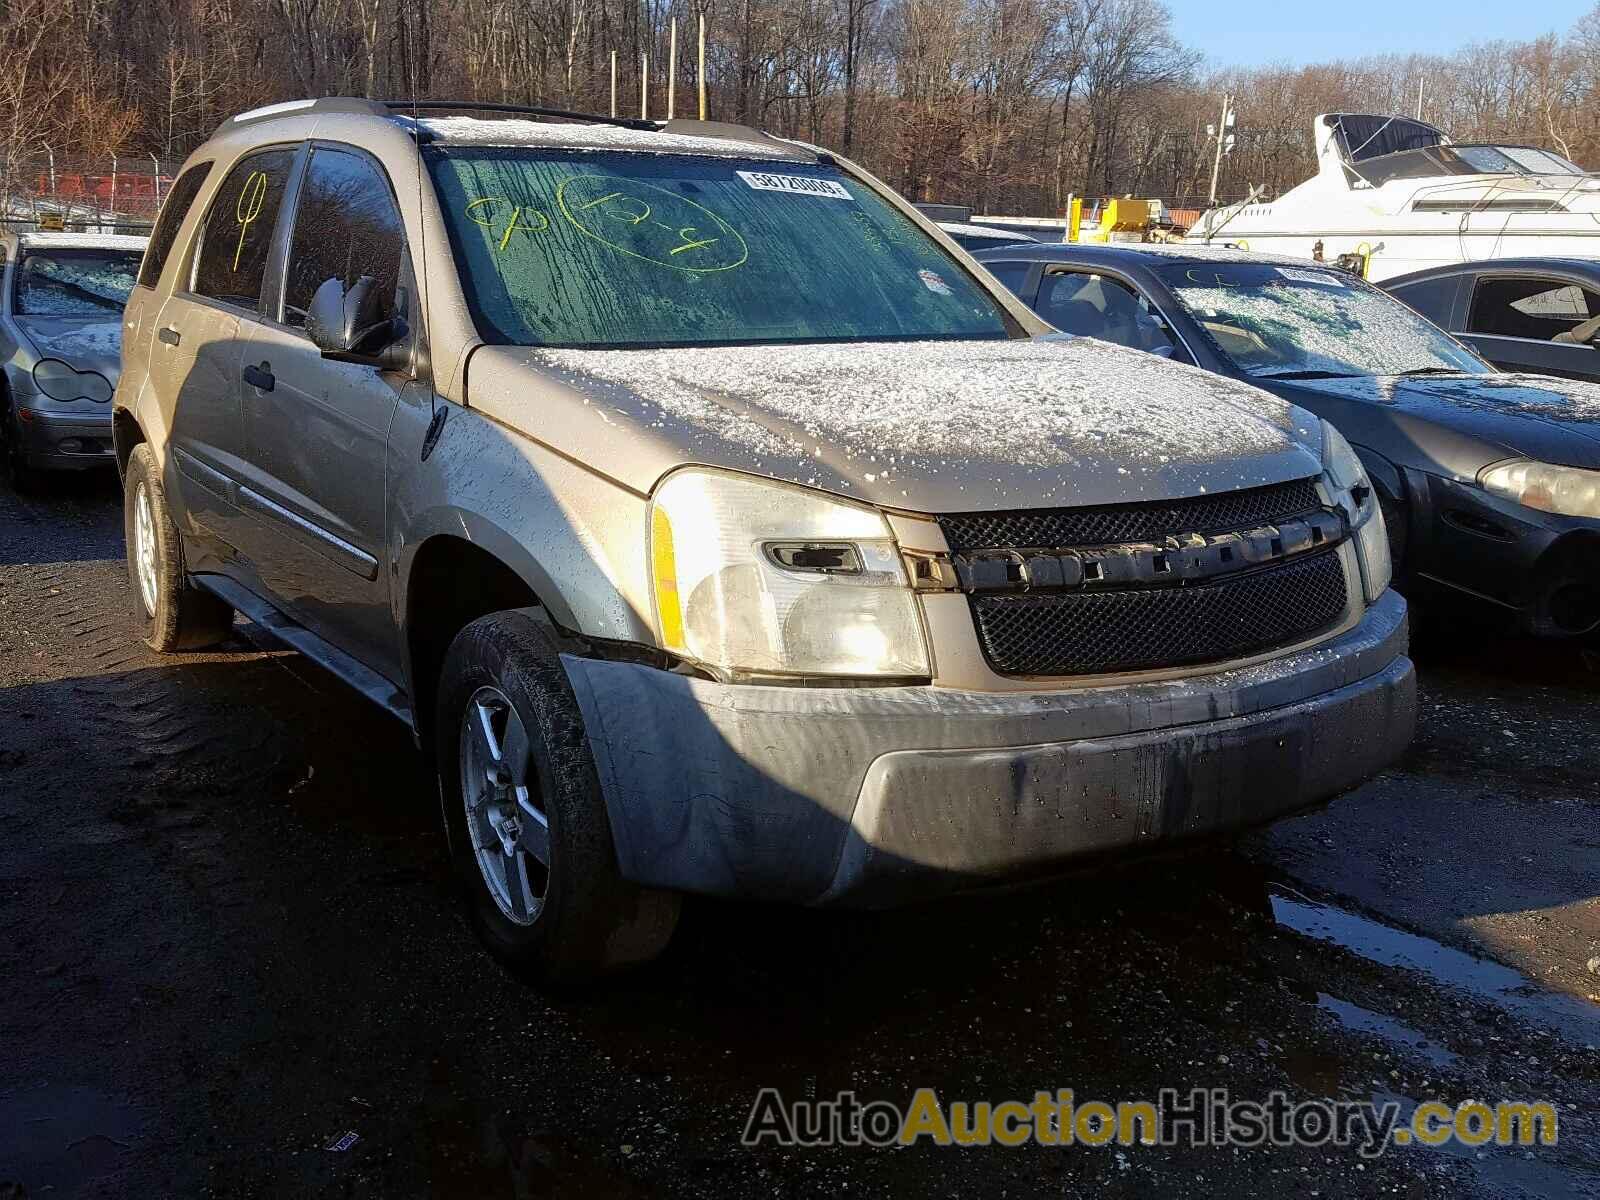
306, 276, 409, 369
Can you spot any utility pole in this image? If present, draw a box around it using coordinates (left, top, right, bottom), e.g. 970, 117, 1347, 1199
610, 51, 617, 118
668, 19, 678, 120
1208, 94, 1235, 206
641, 53, 649, 121
697, 13, 707, 120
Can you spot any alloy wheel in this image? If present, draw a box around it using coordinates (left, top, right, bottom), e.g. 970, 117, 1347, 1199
459, 685, 551, 926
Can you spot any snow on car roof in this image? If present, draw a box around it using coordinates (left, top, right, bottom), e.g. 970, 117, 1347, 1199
402, 116, 792, 160
15, 231, 148, 252
1138, 242, 1326, 267
938, 222, 1035, 242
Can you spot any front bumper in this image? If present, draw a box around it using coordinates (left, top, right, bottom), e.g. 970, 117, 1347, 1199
14, 405, 115, 469
1412, 472, 1600, 636
564, 590, 1415, 906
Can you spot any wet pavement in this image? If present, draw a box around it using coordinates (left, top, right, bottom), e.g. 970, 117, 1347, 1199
1, 472, 1598, 1199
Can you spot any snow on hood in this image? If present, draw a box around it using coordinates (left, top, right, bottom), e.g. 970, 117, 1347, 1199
16, 317, 123, 382
476, 336, 1326, 512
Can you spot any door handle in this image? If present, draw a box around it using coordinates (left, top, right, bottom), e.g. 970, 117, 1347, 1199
157, 326, 180, 346
242, 362, 275, 392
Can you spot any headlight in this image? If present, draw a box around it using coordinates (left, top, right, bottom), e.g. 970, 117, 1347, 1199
32, 358, 113, 403
1321, 420, 1391, 601
1479, 459, 1600, 520
649, 468, 930, 679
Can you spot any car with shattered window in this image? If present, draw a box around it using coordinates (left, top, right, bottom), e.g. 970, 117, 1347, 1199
0, 229, 147, 489
113, 99, 1413, 984
976, 241, 1600, 640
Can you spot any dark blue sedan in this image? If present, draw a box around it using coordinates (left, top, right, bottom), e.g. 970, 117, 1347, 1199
974, 242, 1600, 639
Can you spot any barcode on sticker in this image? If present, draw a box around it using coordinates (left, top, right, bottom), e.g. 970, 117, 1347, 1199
736, 171, 853, 200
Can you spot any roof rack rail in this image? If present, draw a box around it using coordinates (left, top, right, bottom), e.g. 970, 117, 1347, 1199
376, 100, 657, 133
214, 96, 661, 138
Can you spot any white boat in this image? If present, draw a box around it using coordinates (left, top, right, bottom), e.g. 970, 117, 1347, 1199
1187, 114, 1600, 281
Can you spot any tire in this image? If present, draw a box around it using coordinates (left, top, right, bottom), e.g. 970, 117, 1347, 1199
123, 443, 234, 652
435, 609, 680, 985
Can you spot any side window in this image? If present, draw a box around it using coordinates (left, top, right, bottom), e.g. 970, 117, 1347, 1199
1387, 275, 1459, 327
1038, 271, 1175, 356
1469, 277, 1600, 341
139, 162, 212, 289
281, 148, 406, 328
192, 149, 297, 311
983, 260, 1032, 298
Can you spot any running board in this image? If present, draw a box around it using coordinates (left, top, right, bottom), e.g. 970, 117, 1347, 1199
193, 573, 415, 727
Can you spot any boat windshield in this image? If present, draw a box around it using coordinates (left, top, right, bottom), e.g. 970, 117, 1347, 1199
1159, 262, 1489, 380
1464, 145, 1586, 175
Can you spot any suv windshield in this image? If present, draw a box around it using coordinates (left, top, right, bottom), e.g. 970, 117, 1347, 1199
1159, 262, 1488, 379
427, 149, 1012, 348
15, 248, 142, 316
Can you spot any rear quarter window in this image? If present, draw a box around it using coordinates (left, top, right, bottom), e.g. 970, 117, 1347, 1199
139, 162, 212, 290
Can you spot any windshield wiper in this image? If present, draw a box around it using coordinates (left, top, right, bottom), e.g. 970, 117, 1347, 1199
1252, 369, 1358, 380
1391, 366, 1463, 376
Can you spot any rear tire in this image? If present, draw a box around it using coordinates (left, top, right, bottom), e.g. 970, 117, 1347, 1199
435, 609, 679, 985
123, 443, 234, 652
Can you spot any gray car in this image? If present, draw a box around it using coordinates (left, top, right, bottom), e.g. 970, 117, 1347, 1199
0, 229, 147, 488
114, 98, 1414, 984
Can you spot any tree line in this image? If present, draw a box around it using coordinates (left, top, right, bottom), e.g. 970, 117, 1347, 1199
2, 0, 1597, 218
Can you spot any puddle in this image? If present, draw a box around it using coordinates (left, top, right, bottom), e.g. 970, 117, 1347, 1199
1317, 994, 1459, 1068
1270, 886, 1600, 1046
0, 1083, 139, 1193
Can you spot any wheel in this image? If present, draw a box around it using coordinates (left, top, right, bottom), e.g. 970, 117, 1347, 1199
435, 609, 680, 984
123, 443, 234, 651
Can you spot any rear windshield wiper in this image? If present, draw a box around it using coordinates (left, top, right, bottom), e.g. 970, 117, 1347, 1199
1251, 368, 1357, 380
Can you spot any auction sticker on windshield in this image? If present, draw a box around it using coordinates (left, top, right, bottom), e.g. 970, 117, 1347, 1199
736, 171, 853, 200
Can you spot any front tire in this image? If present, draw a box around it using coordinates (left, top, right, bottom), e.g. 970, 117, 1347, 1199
436, 609, 679, 985
123, 444, 233, 651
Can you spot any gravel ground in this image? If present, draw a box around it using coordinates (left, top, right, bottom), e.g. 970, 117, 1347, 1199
1, 471, 1597, 1199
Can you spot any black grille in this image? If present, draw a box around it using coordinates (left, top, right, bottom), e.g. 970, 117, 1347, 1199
938, 477, 1322, 553
971, 551, 1348, 676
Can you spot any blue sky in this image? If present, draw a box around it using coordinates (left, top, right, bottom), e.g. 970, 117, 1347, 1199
1172, 0, 1594, 67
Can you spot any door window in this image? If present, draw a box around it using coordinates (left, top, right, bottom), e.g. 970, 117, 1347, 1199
1468, 277, 1600, 342
983, 260, 1033, 298
280, 148, 406, 328
140, 162, 213, 289
1037, 271, 1175, 355
192, 149, 297, 311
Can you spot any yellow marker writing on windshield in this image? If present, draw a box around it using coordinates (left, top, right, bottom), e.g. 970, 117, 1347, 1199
233, 171, 268, 272
465, 198, 551, 250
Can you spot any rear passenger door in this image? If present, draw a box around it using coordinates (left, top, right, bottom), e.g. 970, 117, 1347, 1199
1460, 275, 1600, 382
159, 148, 299, 567
235, 143, 411, 675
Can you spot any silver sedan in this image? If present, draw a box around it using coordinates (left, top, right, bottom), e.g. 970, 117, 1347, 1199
0, 229, 146, 488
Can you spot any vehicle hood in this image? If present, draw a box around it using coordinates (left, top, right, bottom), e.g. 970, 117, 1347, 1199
469, 336, 1325, 513
1281, 372, 1600, 470
15, 316, 124, 383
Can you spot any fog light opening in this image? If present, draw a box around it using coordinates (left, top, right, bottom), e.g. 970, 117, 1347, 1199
1546, 582, 1600, 636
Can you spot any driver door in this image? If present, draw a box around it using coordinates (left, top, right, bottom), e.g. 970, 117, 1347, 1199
237, 144, 411, 675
